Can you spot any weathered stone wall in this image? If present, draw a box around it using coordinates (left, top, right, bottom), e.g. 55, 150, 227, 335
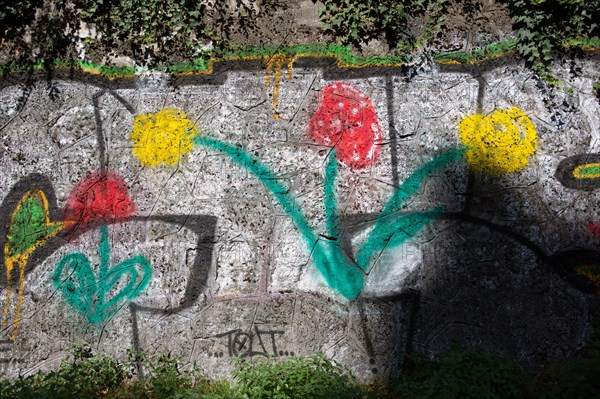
1, 55, 599, 380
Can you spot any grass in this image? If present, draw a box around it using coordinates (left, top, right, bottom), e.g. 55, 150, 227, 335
1, 338, 600, 399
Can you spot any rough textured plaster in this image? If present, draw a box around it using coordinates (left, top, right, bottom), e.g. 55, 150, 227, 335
0, 56, 599, 381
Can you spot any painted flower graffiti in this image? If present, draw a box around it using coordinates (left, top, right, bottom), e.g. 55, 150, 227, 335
308, 82, 381, 169
130, 84, 479, 300
65, 171, 136, 230
458, 107, 537, 175
131, 108, 198, 167
53, 170, 152, 324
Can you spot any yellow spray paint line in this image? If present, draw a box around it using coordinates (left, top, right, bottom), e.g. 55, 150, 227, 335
573, 163, 600, 179
264, 55, 297, 119
3, 255, 27, 340
3, 190, 65, 340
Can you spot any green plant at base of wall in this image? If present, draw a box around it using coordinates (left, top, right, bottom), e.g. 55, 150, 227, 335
3, 341, 600, 398
233, 354, 362, 399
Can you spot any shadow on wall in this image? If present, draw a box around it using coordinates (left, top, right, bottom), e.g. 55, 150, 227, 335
332, 169, 599, 375
1, 62, 600, 378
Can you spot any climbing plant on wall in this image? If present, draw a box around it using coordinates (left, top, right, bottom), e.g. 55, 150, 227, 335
319, 0, 448, 51
0, 0, 280, 67
503, 0, 599, 81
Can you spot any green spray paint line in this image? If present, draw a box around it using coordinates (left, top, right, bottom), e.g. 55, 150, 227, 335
575, 164, 600, 178
323, 151, 348, 275
53, 225, 152, 324
6, 36, 597, 77
324, 151, 340, 240
223, 44, 407, 66
194, 136, 364, 300
434, 41, 517, 63
356, 148, 466, 269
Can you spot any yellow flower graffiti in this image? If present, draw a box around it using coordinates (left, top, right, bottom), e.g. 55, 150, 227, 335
131, 109, 198, 167
459, 107, 537, 175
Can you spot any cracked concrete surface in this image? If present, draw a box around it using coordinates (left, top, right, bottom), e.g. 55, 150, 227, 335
0, 55, 599, 380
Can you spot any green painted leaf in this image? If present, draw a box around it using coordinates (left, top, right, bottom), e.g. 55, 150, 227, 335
7, 193, 62, 258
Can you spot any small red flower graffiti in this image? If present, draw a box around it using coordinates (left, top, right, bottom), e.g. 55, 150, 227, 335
308, 82, 382, 169
65, 171, 136, 226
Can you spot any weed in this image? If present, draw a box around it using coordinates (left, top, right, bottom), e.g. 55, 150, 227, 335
1, 344, 129, 399
233, 353, 362, 399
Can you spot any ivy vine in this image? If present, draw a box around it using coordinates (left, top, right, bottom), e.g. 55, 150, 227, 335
319, 0, 449, 52
503, 0, 599, 81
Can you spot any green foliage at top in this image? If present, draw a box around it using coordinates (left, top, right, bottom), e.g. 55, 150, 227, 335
319, 0, 448, 52
76, 0, 268, 65
233, 353, 362, 399
1, 0, 599, 78
0, 0, 280, 68
319, 0, 599, 81
502, 0, 599, 81
77, 0, 212, 65
0, 0, 80, 65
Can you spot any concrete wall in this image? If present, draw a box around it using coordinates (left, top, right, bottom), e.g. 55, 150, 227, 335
1, 55, 599, 380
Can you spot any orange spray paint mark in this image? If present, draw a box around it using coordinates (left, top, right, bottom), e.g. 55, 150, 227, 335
265, 55, 296, 118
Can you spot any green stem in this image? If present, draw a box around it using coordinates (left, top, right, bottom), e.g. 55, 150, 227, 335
193, 136, 364, 300
324, 150, 340, 240
356, 147, 466, 270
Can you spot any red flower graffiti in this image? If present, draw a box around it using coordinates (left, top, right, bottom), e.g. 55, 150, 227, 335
65, 171, 136, 227
308, 82, 382, 169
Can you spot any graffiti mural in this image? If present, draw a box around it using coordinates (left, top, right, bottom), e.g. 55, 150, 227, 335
555, 153, 600, 190
2, 190, 65, 340
53, 225, 152, 324
0, 54, 598, 380
131, 102, 541, 301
